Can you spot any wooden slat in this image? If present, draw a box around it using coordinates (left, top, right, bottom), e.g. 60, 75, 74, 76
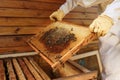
68, 60, 90, 73
0, 35, 32, 47
22, 0, 65, 3
0, 18, 91, 30
0, 52, 37, 59
0, 1, 61, 10
0, 18, 51, 26
53, 71, 98, 80
0, 35, 34, 54
0, 46, 33, 54
0, 8, 52, 18
12, 59, 26, 80
64, 19, 93, 26
60, 62, 82, 76
70, 50, 99, 61
6, 59, 17, 80
18, 58, 35, 80
23, 57, 43, 80
72, 6, 98, 13
0, 8, 98, 18
65, 13, 98, 19
28, 57, 51, 80
0, 27, 44, 35
0, 60, 6, 80
0, 17, 94, 27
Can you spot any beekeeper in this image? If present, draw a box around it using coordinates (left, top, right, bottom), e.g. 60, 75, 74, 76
49, 0, 120, 80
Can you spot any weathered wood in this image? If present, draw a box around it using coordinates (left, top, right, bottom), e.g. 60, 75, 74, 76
22, 0, 65, 3
0, 18, 51, 26
0, 52, 37, 59
0, 18, 92, 27
0, 46, 33, 54
0, 0, 98, 54
6, 59, 17, 80
65, 13, 98, 19
12, 58, 26, 80
64, 19, 93, 26
53, 71, 98, 80
70, 50, 102, 73
0, 8, 97, 19
73, 6, 98, 12
0, 8, 52, 18
0, 27, 44, 35
0, 35, 34, 54
57, 62, 82, 77
0, 35, 32, 47
71, 50, 99, 60
18, 58, 35, 80
28, 57, 51, 80
0, 1, 61, 10
23, 57, 43, 80
0, 60, 6, 80
68, 60, 90, 73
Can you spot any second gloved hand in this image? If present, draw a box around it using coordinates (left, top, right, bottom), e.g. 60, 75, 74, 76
49, 9, 65, 21
89, 15, 113, 37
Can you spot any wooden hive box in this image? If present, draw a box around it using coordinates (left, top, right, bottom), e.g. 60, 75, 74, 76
0, 55, 98, 80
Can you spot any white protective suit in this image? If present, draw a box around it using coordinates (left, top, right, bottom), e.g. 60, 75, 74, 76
59, 0, 120, 80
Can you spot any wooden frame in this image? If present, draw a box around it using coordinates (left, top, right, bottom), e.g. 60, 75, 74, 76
27, 21, 97, 70
70, 50, 103, 73
53, 71, 97, 80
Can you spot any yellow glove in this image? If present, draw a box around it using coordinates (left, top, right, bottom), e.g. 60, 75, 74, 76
50, 9, 65, 21
89, 15, 113, 37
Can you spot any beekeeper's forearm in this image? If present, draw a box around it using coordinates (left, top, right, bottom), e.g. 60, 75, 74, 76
102, 0, 120, 23
59, 0, 79, 15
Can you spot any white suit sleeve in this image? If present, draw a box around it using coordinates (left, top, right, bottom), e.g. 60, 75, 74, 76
102, 0, 120, 23
59, 0, 79, 14
102, 0, 120, 38
59, 0, 106, 15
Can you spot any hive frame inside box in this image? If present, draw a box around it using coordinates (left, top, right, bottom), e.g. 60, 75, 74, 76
27, 21, 97, 69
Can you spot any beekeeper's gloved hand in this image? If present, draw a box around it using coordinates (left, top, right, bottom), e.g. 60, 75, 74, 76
89, 15, 113, 37
50, 9, 65, 21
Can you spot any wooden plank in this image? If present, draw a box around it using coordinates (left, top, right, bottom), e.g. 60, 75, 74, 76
28, 57, 51, 80
18, 58, 35, 80
58, 62, 82, 77
77, 46, 98, 54
0, 60, 6, 80
68, 60, 90, 73
0, 27, 44, 35
12, 59, 26, 80
0, 18, 93, 28
70, 50, 98, 60
65, 12, 98, 19
0, 46, 33, 54
21, 0, 65, 3
0, 52, 37, 59
0, 1, 61, 10
64, 19, 93, 26
53, 71, 98, 80
0, 35, 33, 53
23, 57, 43, 80
0, 18, 51, 26
0, 35, 32, 47
6, 59, 17, 80
72, 6, 98, 13
0, 8, 98, 18
0, 8, 52, 18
